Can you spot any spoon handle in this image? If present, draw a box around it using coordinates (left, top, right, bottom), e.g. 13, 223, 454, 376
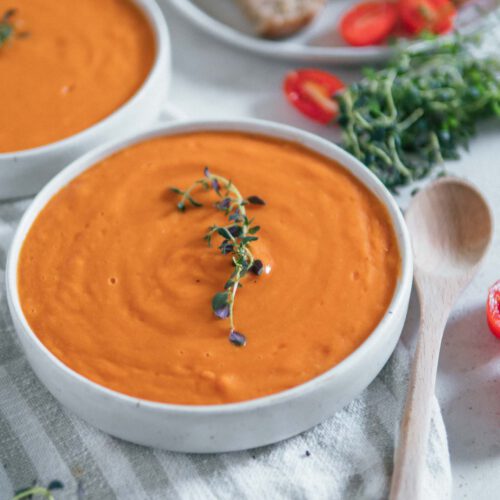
389, 308, 449, 500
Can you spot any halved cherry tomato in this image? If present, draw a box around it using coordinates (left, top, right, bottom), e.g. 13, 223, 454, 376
487, 280, 500, 338
399, 0, 456, 35
339, 2, 399, 47
283, 69, 345, 124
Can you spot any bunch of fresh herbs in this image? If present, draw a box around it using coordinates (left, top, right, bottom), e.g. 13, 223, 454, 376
171, 168, 265, 347
336, 32, 500, 191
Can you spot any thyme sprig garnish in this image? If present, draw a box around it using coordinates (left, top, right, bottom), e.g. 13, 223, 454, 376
12, 480, 64, 500
0, 9, 16, 47
171, 167, 266, 347
0, 9, 29, 48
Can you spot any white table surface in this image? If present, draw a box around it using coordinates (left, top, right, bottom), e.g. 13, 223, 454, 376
161, 3, 500, 498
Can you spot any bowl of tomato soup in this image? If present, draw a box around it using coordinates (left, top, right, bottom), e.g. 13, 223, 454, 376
0, 0, 170, 199
7, 119, 412, 452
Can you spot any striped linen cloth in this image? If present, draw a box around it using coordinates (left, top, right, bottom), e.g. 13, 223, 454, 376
0, 199, 451, 500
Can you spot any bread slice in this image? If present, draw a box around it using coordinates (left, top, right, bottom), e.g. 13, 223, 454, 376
238, 0, 326, 38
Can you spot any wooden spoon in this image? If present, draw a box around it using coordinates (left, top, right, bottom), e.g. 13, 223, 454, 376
389, 177, 493, 500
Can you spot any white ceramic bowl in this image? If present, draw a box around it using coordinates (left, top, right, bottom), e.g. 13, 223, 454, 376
6, 119, 413, 453
0, 0, 171, 200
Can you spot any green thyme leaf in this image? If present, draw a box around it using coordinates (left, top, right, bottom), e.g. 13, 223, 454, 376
187, 195, 202, 207
212, 291, 228, 310
0, 9, 29, 48
216, 227, 231, 238
240, 236, 258, 244
0, 9, 15, 47
47, 480, 64, 491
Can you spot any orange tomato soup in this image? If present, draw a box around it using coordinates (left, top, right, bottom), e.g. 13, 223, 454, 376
0, 0, 155, 153
18, 132, 400, 405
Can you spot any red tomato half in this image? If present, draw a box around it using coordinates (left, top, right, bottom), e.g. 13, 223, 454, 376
340, 2, 399, 47
399, 0, 456, 35
283, 69, 345, 124
487, 280, 500, 339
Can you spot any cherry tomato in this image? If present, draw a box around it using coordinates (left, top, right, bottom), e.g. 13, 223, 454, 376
486, 280, 500, 339
340, 2, 399, 47
399, 0, 456, 35
283, 69, 345, 124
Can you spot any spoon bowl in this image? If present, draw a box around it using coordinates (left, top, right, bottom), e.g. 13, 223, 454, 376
406, 178, 493, 280
390, 177, 493, 500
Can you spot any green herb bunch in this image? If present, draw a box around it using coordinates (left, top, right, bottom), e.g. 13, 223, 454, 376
336, 33, 500, 191
171, 167, 266, 347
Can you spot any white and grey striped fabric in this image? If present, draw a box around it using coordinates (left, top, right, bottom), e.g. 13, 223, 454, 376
0, 199, 451, 500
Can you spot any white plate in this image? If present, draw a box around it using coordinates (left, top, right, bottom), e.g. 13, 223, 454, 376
167, 0, 393, 64
166, 0, 489, 64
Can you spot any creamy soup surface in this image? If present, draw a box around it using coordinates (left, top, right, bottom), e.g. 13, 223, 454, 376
0, 0, 155, 153
19, 132, 400, 404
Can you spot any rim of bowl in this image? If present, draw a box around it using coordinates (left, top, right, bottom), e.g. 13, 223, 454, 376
7, 118, 413, 415
0, 0, 170, 159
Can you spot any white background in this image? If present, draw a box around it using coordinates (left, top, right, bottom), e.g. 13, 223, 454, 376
160, 3, 500, 499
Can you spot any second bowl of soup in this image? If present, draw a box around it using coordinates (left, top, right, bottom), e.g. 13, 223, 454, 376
0, 0, 170, 198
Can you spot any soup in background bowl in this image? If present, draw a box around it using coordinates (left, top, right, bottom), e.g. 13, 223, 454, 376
0, 0, 170, 199
7, 120, 413, 452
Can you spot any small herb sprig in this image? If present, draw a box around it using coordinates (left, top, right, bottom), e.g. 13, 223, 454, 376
12, 480, 64, 500
0, 9, 29, 48
171, 167, 266, 347
0, 9, 16, 47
